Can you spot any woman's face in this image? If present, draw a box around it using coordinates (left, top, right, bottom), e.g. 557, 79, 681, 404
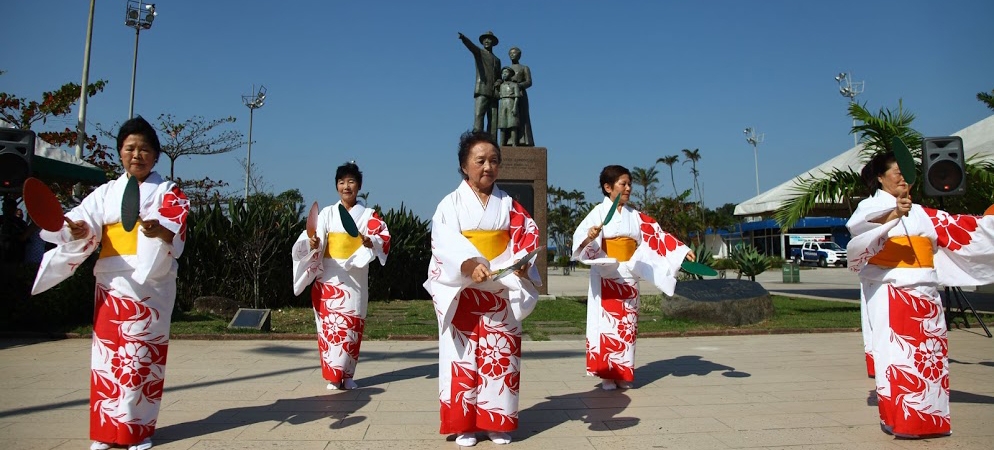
337, 176, 360, 206
878, 161, 910, 197
604, 174, 632, 206
462, 142, 500, 192
119, 134, 156, 181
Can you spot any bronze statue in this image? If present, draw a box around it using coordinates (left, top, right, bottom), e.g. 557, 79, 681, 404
497, 67, 521, 147
507, 46, 534, 146
458, 31, 502, 137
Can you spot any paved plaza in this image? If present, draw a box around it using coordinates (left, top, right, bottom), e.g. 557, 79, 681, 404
1, 268, 993, 449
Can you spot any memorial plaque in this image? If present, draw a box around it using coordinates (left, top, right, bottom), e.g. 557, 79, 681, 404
497, 182, 534, 216
228, 308, 272, 331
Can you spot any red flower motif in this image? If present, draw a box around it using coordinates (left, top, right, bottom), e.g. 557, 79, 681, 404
503, 370, 520, 393
478, 332, 513, 378
924, 207, 978, 252
509, 201, 539, 253
913, 338, 945, 381
618, 312, 638, 343
111, 342, 153, 388
638, 212, 682, 257
159, 186, 190, 241
601, 278, 638, 301
367, 212, 391, 255
321, 313, 351, 345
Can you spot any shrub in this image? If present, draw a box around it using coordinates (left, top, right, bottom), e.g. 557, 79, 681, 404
729, 243, 771, 281
367, 203, 431, 300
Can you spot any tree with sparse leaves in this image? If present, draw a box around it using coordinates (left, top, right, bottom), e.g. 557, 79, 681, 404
630, 165, 660, 209
156, 114, 243, 179
979, 88, 994, 111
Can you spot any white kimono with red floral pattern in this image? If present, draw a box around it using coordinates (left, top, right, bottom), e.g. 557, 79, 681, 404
291, 200, 389, 385
424, 181, 541, 435
31, 172, 188, 447
847, 190, 994, 437
572, 199, 690, 382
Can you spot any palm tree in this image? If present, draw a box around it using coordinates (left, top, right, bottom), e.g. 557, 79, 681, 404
656, 155, 680, 197
774, 101, 921, 228
682, 148, 704, 219
630, 165, 660, 209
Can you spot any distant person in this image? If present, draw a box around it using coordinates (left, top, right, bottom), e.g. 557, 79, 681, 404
458, 31, 502, 136
31, 116, 189, 450
846, 151, 994, 438
424, 130, 541, 446
496, 66, 521, 147
571, 165, 694, 391
507, 46, 534, 146
291, 162, 390, 390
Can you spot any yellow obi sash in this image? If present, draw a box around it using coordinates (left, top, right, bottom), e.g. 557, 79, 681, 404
604, 237, 637, 262
868, 236, 934, 268
99, 222, 139, 259
462, 230, 510, 261
325, 232, 363, 259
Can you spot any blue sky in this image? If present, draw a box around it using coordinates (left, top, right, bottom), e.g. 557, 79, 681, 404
6, 0, 993, 219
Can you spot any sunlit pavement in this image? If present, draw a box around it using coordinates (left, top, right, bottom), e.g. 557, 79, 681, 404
2, 268, 992, 449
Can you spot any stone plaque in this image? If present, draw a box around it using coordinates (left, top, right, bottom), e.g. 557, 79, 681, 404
228, 308, 272, 331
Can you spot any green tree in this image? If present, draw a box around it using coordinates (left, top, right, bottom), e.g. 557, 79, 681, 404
656, 155, 680, 197
682, 148, 705, 224
978, 88, 994, 111
547, 185, 588, 271
630, 164, 660, 209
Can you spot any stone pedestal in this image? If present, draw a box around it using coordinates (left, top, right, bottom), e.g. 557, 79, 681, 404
662, 279, 774, 326
497, 146, 548, 294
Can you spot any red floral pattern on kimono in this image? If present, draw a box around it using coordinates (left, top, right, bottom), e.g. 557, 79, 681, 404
158, 187, 190, 241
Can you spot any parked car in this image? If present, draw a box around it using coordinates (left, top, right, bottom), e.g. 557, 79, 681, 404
790, 241, 847, 267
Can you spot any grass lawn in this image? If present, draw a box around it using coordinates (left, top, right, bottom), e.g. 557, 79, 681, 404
65, 295, 992, 340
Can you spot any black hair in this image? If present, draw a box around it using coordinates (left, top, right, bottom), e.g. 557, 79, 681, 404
859, 151, 896, 194
116, 116, 161, 156
457, 130, 501, 180
599, 165, 631, 196
335, 161, 363, 189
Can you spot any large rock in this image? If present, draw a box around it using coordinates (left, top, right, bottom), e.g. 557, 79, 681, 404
661, 279, 774, 326
193, 296, 240, 320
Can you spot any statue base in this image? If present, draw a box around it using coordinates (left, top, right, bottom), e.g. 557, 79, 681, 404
496, 146, 548, 294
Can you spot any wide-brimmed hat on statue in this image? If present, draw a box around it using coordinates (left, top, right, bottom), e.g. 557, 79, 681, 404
479, 31, 499, 46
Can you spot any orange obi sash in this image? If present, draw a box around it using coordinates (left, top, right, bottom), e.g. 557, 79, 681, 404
99, 222, 139, 259
868, 236, 934, 268
325, 232, 363, 259
604, 237, 637, 262
462, 230, 510, 261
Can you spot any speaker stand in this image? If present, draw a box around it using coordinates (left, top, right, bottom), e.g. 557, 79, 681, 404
943, 286, 992, 338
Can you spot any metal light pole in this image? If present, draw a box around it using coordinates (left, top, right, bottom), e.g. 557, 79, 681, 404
242, 85, 267, 201
744, 127, 764, 196
835, 71, 864, 147
125, 1, 156, 119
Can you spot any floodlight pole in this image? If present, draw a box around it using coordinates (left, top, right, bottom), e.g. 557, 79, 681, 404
835, 71, 864, 147
125, 1, 156, 119
76, 0, 95, 162
242, 85, 267, 202
744, 127, 764, 196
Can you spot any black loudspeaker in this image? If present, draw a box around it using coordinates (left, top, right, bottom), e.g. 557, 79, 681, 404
0, 128, 35, 194
921, 136, 966, 197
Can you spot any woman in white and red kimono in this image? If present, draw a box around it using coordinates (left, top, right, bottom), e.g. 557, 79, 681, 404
424, 131, 541, 447
32, 117, 189, 450
572, 165, 693, 391
291, 162, 390, 390
847, 151, 994, 438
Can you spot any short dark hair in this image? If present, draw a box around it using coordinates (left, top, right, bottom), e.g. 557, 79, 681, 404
860, 151, 896, 194
116, 116, 161, 156
457, 130, 501, 180
599, 165, 631, 196
335, 161, 363, 189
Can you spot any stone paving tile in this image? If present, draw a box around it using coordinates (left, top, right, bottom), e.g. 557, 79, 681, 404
587, 433, 732, 449
186, 441, 331, 450
6, 439, 72, 450
714, 412, 846, 430
711, 427, 849, 448
323, 440, 458, 450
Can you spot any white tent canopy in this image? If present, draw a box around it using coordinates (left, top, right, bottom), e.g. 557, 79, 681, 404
735, 115, 994, 216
